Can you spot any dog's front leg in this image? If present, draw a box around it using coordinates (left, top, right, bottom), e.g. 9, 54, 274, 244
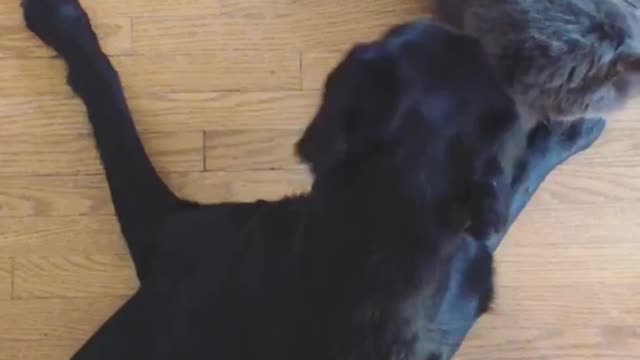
22, 0, 194, 281
486, 117, 606, 252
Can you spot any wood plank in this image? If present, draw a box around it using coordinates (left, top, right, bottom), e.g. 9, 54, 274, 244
0, 175, 113, 217
0, 17, 132, 58
0, 296, 127, 360
610, 102, 640, 129
227, 170, 310, 202
0, 217, 124, 257
0, 170, 311, 217
116, 53, 302, 95
169, 169, 311, 202
505, 205, 640, 244
0, 91, 319, 136
1, 0, 221, 18
205, 129, 303, 171
86, 0, 221, 17
0, 259, 10, 301
0, 57, 71, 98
0, 132, 204, 175
490, 284, 640, 327
566, 127, 640, 167
525, 162, 640, 208
496, 207, 640, 288
0, 52, 301, 98
132, 10, 421, 54
13, 255, 137, 299
218, 0, 428, 18
459, 322, 640, 359
302, 51, 341, 90
496, 246, 640, 286
129, 91, 316, 131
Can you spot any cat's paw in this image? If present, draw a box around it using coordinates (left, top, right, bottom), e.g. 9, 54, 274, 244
22, 0, 94, 55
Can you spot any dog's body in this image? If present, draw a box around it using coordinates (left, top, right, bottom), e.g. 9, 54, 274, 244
22, 1, 604, 359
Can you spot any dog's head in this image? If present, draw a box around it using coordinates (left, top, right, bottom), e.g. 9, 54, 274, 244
296, 20, 515, 173
296, 20, 517, 238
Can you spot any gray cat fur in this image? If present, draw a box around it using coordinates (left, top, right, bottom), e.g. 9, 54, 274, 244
433, 0, 640, 124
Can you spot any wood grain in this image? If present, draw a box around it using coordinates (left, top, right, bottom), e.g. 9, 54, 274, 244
0, 259, 10, 301
0, 92, 319, 136
218, 0, 428, 18
0, 175, 113, 217
523, 162, 640, 208
566, 127, 640, 167
227, 169, 310, 202
0, 57, 71, 98
0, 296, 128, 360
0, 52, 301, 98
2, 0, 221, 18
504, 204, 640, 243
302, 51, 342, 90
14, 255, 137, 300
116, 53, 302, 95
609, 102, 640, 129
205, 129, 303, 171
0, 217, 124, 257
0, 131, 204, 175
132, 10, 420, 54
497, 249, 640, 286
0, 170, 311, 217
458, 322, 640, 360
489, 284, 640, 326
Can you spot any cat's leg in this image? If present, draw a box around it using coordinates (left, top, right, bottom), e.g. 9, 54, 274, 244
486, 117, 605, 252
22, 0, 196, 280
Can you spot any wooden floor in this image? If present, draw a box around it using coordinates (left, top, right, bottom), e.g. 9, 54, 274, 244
0, 0, 639, 359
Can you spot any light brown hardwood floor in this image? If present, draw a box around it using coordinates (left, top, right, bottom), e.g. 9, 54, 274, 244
0, 0, 638, 359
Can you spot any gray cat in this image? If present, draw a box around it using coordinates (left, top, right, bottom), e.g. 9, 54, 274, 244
433, 0, 640, 125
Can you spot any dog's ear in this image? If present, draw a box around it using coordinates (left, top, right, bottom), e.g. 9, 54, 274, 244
296, 45, 401, 174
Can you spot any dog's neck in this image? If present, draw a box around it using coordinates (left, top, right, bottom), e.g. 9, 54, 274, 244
291, 167, 461, 359
301, 165, 450, 267
307, 159, 443, 224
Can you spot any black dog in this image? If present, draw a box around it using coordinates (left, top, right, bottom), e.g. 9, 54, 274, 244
22, 0, 604, 359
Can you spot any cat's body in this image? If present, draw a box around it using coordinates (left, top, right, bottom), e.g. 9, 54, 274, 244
434, 0, 640, 124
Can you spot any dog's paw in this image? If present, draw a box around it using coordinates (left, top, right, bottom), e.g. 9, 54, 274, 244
527, 117, 605, 156
556, 117, 606, 155
22, 0, 93, 54
467, 158, 509, 242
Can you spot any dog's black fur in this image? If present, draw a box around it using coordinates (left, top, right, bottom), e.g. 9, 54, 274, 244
22, 1, 604, 359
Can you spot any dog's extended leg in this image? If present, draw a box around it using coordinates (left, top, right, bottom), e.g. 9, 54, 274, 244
22, 0, 194, 280
486, 117, 606, 252
435, 118, 606, 360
